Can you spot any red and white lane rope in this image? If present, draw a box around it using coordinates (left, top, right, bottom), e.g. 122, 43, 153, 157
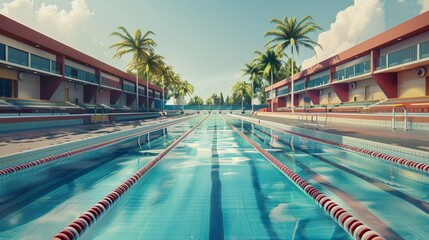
240, 117, 429, 174
51, 115, 208, 240
226, 119, 384, 240
0, 116, 197, 176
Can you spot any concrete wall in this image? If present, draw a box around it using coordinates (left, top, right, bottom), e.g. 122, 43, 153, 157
349, 78, 386, 101
320, 88, 340, 104
50, 81, 83, 103
17, 72, 40, 99
398, 68, 426, 98
96, 88, 110, 104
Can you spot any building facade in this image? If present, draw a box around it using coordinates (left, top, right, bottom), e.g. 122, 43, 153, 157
0, 15, 165, 110
265, 12, 429, 111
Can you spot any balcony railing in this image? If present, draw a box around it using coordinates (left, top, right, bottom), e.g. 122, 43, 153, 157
100, 77, 121, 89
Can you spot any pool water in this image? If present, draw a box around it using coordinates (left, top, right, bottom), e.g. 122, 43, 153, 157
232, 117, 429, 240
85, 114, 349, 239
2, 114, 427, 239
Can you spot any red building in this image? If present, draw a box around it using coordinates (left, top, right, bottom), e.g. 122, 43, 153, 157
0, 14, 164, 111
265, 11, 429, 113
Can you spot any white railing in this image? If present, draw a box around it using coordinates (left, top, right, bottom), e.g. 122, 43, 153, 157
392, 104, 408, 131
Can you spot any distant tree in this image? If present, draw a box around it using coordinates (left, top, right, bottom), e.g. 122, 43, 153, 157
205, 97, 213, 106
211, 93, 220, 105
219, 92, 225, 105
232, 80, 251, 111
188, 96, 204, 105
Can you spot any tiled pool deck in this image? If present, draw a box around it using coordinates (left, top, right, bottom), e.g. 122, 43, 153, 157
1, 113, 428, 163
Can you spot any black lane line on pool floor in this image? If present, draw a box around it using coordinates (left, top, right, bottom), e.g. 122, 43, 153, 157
250, 126, 404, 240
210, 120, 224, 240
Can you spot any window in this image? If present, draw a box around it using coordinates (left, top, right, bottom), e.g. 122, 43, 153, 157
123, 84, 136, 93
65, 65, 78, 78
307, 74, 329, 88
388, 45, 417, 67
378, 55, 386, 70
0, 78, 12, 97
0, 43, 5, 61
51, 61, 61, 74
31, 54, 50, 72
277, 86, 289, 96
420, 40, 429, 59
8, 47, 29, 66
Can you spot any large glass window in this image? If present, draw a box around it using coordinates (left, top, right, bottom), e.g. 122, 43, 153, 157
277, 86, 289, 96
0, 78, 12, 98
51, 61, 61, 74
123, 84, 136, 93
293, 83, 305, 92
388, 45, 417, 67
333, 69, 345, 81
355, 60, 370, 75
420, 40, 429, 59
0, 43, 5, 61
65, 65, 97, 83
377, 55, 387, 70
31, 54, 50, 72
8, 47, 29, 66
65, 65, 78, 78
307, 74, 329, 88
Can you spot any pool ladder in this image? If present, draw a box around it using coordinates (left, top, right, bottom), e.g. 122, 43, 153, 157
392, 104, 408, 131
298, 113, 327, 128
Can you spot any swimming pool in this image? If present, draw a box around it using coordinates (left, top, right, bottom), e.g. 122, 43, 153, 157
1, 114, 426, 239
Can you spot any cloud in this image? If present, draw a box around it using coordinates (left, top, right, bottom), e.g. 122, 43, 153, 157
418, 0, 429, 13
1, 0, 94, 36
301, 0, 385, 69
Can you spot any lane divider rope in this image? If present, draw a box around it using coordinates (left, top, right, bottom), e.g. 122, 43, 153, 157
235, 116, 429, 174
51, 115, 208, 240
224, 117, 384, 240
0, 116, 197, 176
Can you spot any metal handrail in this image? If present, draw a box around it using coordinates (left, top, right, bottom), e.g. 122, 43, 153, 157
392, 104, 408, 131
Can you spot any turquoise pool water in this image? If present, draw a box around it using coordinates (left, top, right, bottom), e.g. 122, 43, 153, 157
230, 116, 429, 240
1, 114, 427, 239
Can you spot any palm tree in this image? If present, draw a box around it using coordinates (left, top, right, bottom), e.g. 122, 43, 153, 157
110, 26, 156, 110
137, 52, 164, 111
174, 80, 194, 112
241, 61, 263, 112
232, 80, 251, 113
153, 63, 175, 112
255, 49, 283, 112
265, 16, 322, 112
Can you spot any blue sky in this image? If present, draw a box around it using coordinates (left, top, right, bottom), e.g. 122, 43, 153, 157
1, 0, 427, 102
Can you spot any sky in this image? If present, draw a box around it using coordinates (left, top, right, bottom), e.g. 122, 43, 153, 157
1, 0, 428, 102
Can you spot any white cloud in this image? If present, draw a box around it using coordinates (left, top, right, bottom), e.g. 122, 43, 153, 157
418, 0, 429, 13
301, 0, 385, 69
397, 0, 407, 5
1, 0, 94, 36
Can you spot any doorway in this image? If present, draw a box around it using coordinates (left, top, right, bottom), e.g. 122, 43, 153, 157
365, 86, 370, 100
64, 87, 69, 102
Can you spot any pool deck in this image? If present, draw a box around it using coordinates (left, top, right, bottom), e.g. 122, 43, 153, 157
1, 113, 428, 160
244, 113, 429, 152
0, 116, 177, 158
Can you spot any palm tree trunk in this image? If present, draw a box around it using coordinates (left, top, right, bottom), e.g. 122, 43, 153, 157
270, 69, 273, 112
136, 68, 139, 112
251, 80, 254, 112
291, 47, 295, 113
146, 73, 150, 112
162, 77, 164, 112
